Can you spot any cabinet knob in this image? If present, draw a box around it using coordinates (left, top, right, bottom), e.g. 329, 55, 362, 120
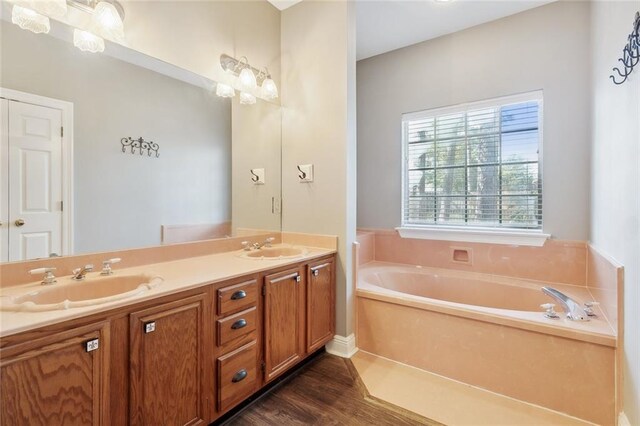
85, 338, 99, 352
231, 290, 247, 300
144, 321, 156, 333
295, 275, 301, 283
312, 269, 320, 277
232, 369, 248, 383
231, 319, 247, 330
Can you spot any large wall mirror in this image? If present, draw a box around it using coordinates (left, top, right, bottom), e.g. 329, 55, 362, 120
0, 9, 282, 263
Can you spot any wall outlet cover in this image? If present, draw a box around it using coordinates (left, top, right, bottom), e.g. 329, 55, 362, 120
297, 164, 313, 182
251, 168, 265, 185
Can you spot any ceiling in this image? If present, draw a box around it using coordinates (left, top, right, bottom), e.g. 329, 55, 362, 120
356, 0, 555, 60
268, 0, 555, 61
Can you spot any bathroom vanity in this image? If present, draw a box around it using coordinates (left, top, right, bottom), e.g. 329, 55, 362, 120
0, 248, 336, 425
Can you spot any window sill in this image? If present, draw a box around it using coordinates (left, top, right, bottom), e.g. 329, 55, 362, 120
395, 226, 550, 247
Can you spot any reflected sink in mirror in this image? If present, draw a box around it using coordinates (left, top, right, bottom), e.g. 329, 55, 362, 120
1, 274, 164, 312
240, 245, 308, 260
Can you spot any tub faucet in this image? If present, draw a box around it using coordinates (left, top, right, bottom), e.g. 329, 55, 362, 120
541, 287, 589, 321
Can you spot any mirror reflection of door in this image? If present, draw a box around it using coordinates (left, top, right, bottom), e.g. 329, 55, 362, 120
0, 89, 72, 262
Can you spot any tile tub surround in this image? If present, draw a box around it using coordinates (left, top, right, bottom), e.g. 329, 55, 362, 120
357, 229, 587, 286
0, 242, 336, 338
356, 295, 615, 425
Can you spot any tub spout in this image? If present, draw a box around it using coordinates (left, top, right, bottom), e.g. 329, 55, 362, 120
541, 287, 589, 321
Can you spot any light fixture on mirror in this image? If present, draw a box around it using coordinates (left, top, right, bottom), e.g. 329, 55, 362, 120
11, 4, 50, 34
92, 0, 125, 41
73, 28, 105, 53
216, 83, 235, 98
240, 92, 257, 105
9, 0, 125, 53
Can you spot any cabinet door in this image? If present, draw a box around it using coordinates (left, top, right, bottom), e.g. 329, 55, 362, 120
306, 259, 335, 353
263, 267, 304, 382
130, 294, 206, 426
0, 322, 110, 426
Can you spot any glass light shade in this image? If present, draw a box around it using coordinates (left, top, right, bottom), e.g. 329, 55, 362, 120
239, 92, 256, 105
92, 1, 125, 41
11, 5, 50, 34
238, 67, 257, 91
215, 82, 235, 98
74, 29, 105, 53
261, 78, 279, 100
30, 0, 67, 17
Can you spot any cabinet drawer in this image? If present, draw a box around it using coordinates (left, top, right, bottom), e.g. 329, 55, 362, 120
217, 307, 257, 347
217, 280, 257, 316
217, 340, 258, 413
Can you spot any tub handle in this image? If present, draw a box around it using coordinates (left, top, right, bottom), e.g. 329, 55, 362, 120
540, 303, 559, 319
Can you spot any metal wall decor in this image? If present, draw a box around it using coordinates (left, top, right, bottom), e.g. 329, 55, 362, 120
121, 137, 160, 157
610, 11, 640, 85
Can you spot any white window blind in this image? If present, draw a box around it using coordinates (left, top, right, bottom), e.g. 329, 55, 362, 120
402, 92, 543, 230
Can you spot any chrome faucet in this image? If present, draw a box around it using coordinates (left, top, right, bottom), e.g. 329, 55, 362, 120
100, 258, 121, 275
29, 267, 57, 285
541, 287, 589, 321
241, 237, 275, 251
72, 264, 94, 281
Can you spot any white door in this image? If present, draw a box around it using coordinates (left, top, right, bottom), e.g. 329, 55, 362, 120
6, 100, 63, 261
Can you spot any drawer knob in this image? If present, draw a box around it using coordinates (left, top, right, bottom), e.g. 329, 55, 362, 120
232, 369, 248, 383
231, 290, 247, 300
231, 319, 247, 330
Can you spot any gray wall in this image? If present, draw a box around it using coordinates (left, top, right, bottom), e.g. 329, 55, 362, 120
1, 23, 231, 253
357, 1, 592, 240
589, 1, 639, 423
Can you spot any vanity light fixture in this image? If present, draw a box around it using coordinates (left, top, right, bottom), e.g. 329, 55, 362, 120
11, 5, 50, 33
73, 28, 105, 53
240, 92, 257, 105
9, 0, 125, 53
215, 82, 235, 98
260, 68, 279, 100
217, 54, 279, 104
238, 59, 258, 91
92, 0, 125, 42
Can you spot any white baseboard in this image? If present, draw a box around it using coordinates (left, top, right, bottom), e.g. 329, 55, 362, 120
325, 334, 358, 358
619, 412, 631, 426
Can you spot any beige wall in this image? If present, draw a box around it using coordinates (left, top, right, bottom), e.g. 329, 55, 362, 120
280, 0, 357, 337
356, 1, 592, 241
589, 1, 640, 422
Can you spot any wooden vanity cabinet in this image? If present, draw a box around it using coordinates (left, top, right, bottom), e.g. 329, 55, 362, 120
0, 321, 110, 426
263, 266, 306, 383
306, 258, 336, 353
0, 254, 336, 425
129, 294, 208, 426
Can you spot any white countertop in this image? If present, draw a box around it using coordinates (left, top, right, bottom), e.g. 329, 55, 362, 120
0, 246, 335, 338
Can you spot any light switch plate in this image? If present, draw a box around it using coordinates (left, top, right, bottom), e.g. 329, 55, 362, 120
251, 168, 265, 185
297, 164, 313, 183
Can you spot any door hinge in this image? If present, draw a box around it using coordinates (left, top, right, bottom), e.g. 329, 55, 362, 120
60, 201, 63, 212
260, 361, 266, 374
60, 127, 63, 137
262, 284, 266, 296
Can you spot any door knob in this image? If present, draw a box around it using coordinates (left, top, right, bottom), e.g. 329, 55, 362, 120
14, 219, 25, 227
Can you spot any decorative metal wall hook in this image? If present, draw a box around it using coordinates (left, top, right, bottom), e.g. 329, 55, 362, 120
610, 11, 640, 85
121, 137, 160, 157
297, 165, 307, 180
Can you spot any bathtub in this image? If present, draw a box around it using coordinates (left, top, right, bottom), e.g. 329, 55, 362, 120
356, 261, 616, 425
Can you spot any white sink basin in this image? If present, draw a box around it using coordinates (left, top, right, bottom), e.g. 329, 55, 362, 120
240, 245, 308, 260
1, 274, 163, 312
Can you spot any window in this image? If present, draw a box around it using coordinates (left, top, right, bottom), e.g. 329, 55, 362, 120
402, 92, 543, 233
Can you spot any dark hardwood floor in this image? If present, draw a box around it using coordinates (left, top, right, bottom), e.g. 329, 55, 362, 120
223, 353, 441, 426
